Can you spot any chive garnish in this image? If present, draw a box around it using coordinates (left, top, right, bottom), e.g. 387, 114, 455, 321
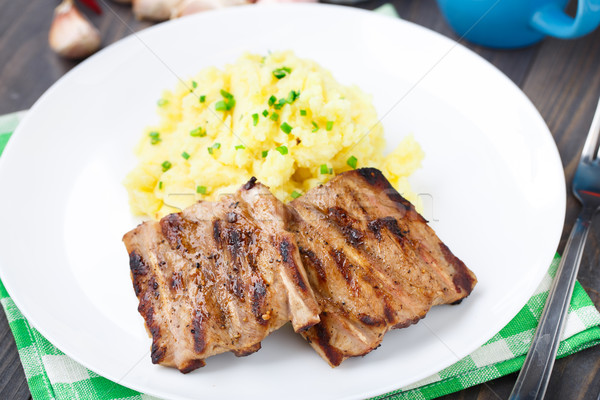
158, 181, 163, 190
235, 145, 245, 150
326, 121, 334, 131
270, 112, 279, 121
286, 90, 300, 104
161, 161, 172, 172
280, 122, 292, 134
192, 81, 198, 89
149, 131, 161, 145
274, 98, 286, 110
199, 95, 206, 103
291, 190, 302, 199
275, 145, 288, 155
207, 142, 221, 154
320, 164, 328, 174
347, 155, 358, 169
268, 95, 276, 106
157, 99, 169, 107
311, 121, 319, 132
262, 150, 268, 158
262, 110, 269, 117
181, 151, 190, 160
196, 185, 207, 194
252, 113, 259, 126
300, 109, 307, 116
215, 90, 235, 111
190, 126, 206, 137
272, 67, 292, 79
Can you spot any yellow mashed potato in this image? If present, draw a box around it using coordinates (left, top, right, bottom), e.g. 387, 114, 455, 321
125, 51, 424, 219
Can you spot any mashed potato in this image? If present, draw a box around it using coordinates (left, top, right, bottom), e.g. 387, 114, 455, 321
125, 51, 424, 219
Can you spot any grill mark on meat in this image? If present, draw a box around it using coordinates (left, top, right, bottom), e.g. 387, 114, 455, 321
129, 251, 147, 296
228, 273, 245, 300
151, 342, 166, 364
368, 217, 406, 244
313, 323, 343, 367
358, 314, 384, 327
243, 176, 257, 190
192, 310, 206, 353
251, 278, 268, 324
327, 206, 364, 246
439, 242, 475, 294
232, 342, 261, 357
329, 248, 353, 285
393, 315, 422, 329
279, 239, 308, 292
179, 359, 205, 374
226, 227, 243, 259
212, 220, 221, 245
299, 247, 327, 282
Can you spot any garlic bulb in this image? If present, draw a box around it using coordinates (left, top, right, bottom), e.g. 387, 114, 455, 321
171, 0, 248, 17
133, 0, 182, 21
49, 0, 101, 59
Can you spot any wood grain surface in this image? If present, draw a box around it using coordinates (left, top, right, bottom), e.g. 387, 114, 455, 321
0, 1, 599, 399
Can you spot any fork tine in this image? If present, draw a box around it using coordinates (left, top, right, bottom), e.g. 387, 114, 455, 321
581, 96, 600, 162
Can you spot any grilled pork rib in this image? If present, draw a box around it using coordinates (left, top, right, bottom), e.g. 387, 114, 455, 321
123, 178, 320, 373
289, 168, 477, 366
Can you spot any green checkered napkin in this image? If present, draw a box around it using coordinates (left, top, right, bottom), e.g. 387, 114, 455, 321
1, 111, 599, 400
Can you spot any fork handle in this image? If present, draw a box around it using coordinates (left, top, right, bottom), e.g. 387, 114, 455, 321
509, 206, 596, 400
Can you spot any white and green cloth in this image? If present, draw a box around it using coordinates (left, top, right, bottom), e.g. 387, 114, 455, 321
1, 111, 600, 399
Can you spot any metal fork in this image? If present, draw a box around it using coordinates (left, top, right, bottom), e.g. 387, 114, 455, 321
509, 96, 600, 400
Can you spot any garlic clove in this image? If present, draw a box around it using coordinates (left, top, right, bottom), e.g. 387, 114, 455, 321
133, 0, 183, 21
49, 0, 101, 60
171, 0, 249, 18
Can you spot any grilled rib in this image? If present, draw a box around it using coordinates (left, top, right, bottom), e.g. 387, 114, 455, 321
123, 178, 320, 373
289, 168, 477, 366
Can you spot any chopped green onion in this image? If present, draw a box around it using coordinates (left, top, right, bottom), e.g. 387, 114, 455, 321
192, 81, 198, 88
262, 150, 269, 158
161, 161, 172, 172
196, 185, 207, 194
252, 113, 259, 126
286, 90, 300, 104
262, 110, 269, 117
149, 131, 161, 145
291, 190, 302, 199
275, 145, 288, 155
280, 122, 292, 134
346, 155, 358, 169
311, 121, 319, 132
326, 121, 334, 131
215, 90, 235, 111
157, 99, 169, 107
158, 181, 163, 190
268, 95, 276, 106
207, 142, 221, 155
270, 112, 279, 121
199, 95, 206, 103
300, 109, 307, 116
272, 67, 292, 79
320, 164, 329, 174
274, 98, 286, 110
235, 145, 246, 150
190, 126, 206, 137
181, 151, 190, 160
329, 167, 333, 174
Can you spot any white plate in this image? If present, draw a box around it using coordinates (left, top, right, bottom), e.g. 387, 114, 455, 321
0, 4, 565, 400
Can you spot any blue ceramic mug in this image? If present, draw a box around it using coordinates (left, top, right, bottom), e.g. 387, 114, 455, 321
436, 0, 600, 48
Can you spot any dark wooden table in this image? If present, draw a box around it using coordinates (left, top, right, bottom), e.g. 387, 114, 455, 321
1, 1, 599, 399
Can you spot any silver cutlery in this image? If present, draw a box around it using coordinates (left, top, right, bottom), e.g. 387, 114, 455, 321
509, 95, 600, 400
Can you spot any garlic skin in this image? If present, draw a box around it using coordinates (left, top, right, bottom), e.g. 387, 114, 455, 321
171, 0, 248, 17
133, 0, 182, 21
49, 0, 102, 60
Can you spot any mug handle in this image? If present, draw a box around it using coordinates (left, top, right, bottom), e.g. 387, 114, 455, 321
531, 0, 600, 38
